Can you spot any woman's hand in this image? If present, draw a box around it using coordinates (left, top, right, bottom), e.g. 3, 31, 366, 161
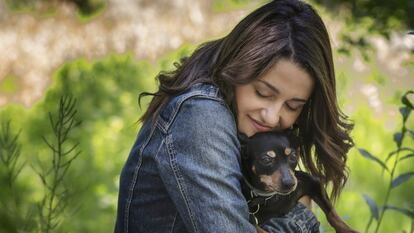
256, 225, 268, 233
299, 195, 312, 209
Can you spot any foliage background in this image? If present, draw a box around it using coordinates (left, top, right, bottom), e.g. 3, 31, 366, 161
0, 0, 413, 232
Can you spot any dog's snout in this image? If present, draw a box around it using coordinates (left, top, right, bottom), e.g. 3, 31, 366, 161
280, 166, 296, 190
281, 176, 295, 189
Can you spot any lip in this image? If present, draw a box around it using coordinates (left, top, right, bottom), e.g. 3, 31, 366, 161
266, 186, 296, 195
248, 116, 272, 132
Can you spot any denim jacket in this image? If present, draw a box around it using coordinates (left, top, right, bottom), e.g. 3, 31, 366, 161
114, 83, 319, 233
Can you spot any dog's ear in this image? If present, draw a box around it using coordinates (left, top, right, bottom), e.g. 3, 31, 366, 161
237, 132, 249, 159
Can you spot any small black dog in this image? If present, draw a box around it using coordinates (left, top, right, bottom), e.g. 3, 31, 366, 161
238, 131, 358, 233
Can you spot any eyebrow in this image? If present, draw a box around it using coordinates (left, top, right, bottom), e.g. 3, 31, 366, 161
257, 80, 308, 103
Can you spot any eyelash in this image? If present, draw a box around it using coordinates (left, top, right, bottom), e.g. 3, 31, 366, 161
255, 90, 298, 111
255, 90, 268, 98
286, 105, 297, 111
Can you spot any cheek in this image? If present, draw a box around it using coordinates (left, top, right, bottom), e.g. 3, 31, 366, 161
280, 108, 304, 129
235, 85, 261, 113
282, 112, 300, 128
235, 87, 250, 116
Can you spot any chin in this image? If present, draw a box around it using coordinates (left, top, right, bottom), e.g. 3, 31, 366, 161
238, 117, 256, 137
239, 128, 255, 137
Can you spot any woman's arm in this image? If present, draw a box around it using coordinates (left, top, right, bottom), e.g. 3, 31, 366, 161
156, 97, 257, 233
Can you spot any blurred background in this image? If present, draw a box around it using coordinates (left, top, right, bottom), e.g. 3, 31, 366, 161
0, 0, 413, 232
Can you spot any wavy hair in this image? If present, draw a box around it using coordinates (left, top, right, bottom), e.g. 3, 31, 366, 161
138, 0, 354, 201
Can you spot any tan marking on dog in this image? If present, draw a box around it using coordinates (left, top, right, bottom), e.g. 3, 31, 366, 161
252, 165, 256, 175
259, 174, 275, 190
259, 171, 281, 191
284, 147, 291, 156
259, 169, 298, 194
266, 150, 276, 158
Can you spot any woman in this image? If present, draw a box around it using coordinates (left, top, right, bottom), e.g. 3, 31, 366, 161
114, 0, 354, 232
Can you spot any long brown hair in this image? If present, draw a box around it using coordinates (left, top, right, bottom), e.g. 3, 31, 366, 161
138, 0, 354, 201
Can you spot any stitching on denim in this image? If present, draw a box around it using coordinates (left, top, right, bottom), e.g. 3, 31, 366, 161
123, 124, 156, 233
154, 91, 202, 134
214, 86, 220, 97
164, 91, 202, 129
154, 137, 165, 160
158, 84, 224, 133
165, 134, 200, 233
295, 219, 305, 233
164, 95, 224, 131
169, 211, 178, 233
155, 119, 167, 134
292, 203, 320, 233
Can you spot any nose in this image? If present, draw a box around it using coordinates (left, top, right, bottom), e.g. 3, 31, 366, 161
281, 176, 295, 189
280, 167, 295, 189
260, 102, 283, 128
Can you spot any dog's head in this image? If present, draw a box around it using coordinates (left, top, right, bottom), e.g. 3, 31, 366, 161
238, 131, 300, 195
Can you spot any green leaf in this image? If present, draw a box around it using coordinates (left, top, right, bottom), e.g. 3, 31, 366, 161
383, 205, 414, 218
387, 147, 414, 162
402, 91, 414, 110
365, 215, 374, 233
393, 133, 403, 148
400, 153, 414, 161
399, 107, 411, 123
409, 130, 414, 139
358, 148, 389, 171
362, 194, 379, 220
391, 172, 414, 189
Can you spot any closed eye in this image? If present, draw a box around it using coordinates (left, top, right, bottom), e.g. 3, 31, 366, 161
288, 154, 298, 167
255, 85, 306, 111
255, 90, 271, 98
286, 102, 304, 111
286, 103, 299, 111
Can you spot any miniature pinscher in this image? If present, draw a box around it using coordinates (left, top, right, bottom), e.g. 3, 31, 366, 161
238, 131, 358, 233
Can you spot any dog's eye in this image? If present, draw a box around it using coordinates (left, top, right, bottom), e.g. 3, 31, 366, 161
260, 156, 273, 165
288, 154, 298, 166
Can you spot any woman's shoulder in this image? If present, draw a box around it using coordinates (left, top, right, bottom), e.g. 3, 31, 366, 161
175, 82, 224, 103
155, 82, 235, 133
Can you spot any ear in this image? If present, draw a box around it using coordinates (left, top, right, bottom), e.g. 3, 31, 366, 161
237, 132, 249, 159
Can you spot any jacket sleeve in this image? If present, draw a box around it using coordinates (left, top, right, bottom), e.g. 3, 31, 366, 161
156, 96, 256, 233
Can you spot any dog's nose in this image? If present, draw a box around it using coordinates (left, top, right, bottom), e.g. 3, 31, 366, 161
281, 177, 295, 189
280, 166, 295, 190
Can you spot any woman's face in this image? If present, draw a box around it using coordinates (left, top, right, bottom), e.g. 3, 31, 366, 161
235, 59, 314, 137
